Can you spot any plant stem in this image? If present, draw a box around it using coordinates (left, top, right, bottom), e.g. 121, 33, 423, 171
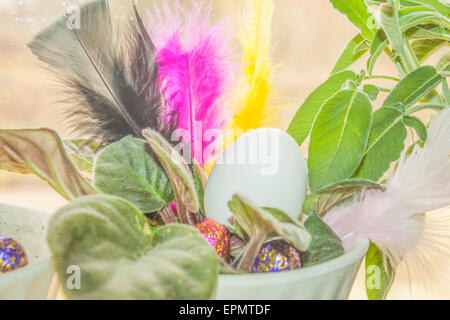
406, 104, 446, 115
158, 206, 178, 224
237, 234, 267, 272
365, 74, 400, 82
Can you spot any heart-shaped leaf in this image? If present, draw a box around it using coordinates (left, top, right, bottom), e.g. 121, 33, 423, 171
0, 128, 96, 200
302, 212, 345, 267
93, 136, 174, 213
48, 195, 218, 300
143, 129, 199, 225
308, 89, 373, 192
288, 70, 357, 146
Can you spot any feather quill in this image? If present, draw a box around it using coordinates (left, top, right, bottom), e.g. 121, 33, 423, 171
28, 0, 175, 144
324, 108, 450, 280
231, 0, 280, 136
150, 1, 235, 166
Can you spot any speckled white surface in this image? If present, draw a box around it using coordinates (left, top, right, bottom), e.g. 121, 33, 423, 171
0, 203, 53, 300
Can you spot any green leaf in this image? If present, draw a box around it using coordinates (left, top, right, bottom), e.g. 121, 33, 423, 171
332, 34, 369, 73
48, 195, 218, 300
436, 51, 450, 75
143, 129, 199, 224
355, 107, 407, 181
365, 242, 395, 300
383, 66, 443, 109
406, 24, 450, 41
329, 0, 377, 40
308, 90, 373, 192
303, 213, 345, 267
399, 5, 450, 31
63, 139, 99, 174
302, 179, 383, 216
0, 128, 97, 200
228, 194, 311, 271
288, 70, 357, 146
367, 29, 389, 76
406, 0, 450, 18
381, 1, 405, 52
362, 84, 381, 100
229, 195, 311, 252
443, 79, 450, 103
93, 136, 174, 213
412, 39, 447, 62
403, 115, 428, 141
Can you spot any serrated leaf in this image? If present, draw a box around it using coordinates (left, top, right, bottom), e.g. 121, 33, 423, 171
332, 34, 369, 73
288, 70, 357, 146
403, 115, 428, 141
329, 0, 377, 40
308, 90, 373, 192
0, 128, 96, 200
355, 107, 407, 181
303, 213, 345, 267
93, 136, 174, 213
365, 242, 396, 300
383, 66, 443, 108
143, 129, 199, 224
48, 195, 218, 300
302, 179, 383, 216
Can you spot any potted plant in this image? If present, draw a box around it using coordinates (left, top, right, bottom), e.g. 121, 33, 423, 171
0, 0, 448, 300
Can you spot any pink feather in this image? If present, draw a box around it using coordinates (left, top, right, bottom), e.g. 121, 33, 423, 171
324, 108, 450, 280
148, 1, 235, 166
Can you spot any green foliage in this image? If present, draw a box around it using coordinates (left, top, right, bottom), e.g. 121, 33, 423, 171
0, 128, 97, 200
227, 194, 311, 271
365, 242, 396, 300
308, 90, 373, 191
288, 70, 357, 146
303, 213, 345, 267
383, 66, 443, 108
48, 195, 219, 300
94, 136, 174, 213
143, 129, 200, 224
332, 34, 370, 73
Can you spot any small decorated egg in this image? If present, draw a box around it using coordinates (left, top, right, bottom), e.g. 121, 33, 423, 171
0, 238, 28, 274
195, 219, 231, 261
204, 128, 307, 226
252, 239, 302, 273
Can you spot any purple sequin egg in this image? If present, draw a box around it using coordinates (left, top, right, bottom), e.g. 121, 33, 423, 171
252, 239, 302, 273
0, 237, 28, 275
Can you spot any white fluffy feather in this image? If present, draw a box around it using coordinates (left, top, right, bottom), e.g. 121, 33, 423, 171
324, 108, 450, 277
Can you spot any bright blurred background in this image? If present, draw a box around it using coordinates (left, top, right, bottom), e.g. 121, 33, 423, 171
0, 0, 448, 299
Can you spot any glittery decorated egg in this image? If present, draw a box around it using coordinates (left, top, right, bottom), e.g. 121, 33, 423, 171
252, 240, 302, 273
195, 219, 231, 261
0, 238, 28, 274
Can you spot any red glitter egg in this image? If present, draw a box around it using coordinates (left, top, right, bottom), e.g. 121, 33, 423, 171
195, 219, 231, 261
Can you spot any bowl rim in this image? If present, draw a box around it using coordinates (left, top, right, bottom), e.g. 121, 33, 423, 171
218, 239, 369, 283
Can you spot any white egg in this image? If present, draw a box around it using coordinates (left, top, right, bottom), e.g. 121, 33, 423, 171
204, 128, 308, 226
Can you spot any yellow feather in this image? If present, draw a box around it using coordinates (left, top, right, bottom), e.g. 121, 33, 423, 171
231, 0, 279, 136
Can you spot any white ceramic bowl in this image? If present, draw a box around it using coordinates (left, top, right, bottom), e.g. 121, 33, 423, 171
215, 239, 369, 300
0, 203, 54, 300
